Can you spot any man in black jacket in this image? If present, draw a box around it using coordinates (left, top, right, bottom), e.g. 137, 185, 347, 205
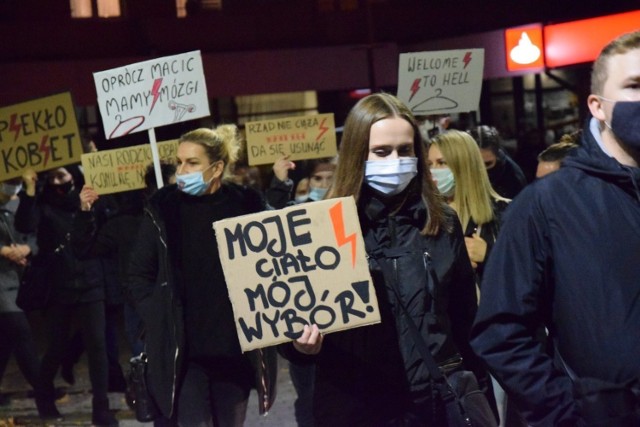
470, 30, 640, 426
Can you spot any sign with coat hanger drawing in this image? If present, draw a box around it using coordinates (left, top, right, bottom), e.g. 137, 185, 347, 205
397, 48, 484, 116
93, 50, 210, 140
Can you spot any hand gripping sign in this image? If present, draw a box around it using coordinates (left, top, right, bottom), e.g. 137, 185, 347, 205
214, 197, 380, 352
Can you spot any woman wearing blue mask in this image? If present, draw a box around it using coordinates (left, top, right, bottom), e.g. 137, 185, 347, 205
127, 125, 277, 427
429, 130, 514, 427
284, 93, 493, 426
427, 130, 509, 279
266, 156, 336, 209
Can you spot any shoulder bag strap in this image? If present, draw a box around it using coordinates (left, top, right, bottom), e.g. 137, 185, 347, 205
373, 255, 456, 400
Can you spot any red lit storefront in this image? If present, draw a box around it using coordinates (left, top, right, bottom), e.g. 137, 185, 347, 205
402, 10, 639, 179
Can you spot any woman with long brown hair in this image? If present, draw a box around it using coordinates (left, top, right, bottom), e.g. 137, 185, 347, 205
287, 93, 487, 426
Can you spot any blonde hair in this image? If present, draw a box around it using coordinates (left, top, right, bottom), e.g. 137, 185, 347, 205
179, 124, 242, 179
329, 92, 448, 235
429, 130, 508, 230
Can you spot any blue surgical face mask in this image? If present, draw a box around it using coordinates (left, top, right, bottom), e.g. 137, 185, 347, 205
308, 186, 328, 201
430, 167, 455, 198
294, 194, 309, 203
176, 163, 216, 196
364, 157, 418, 196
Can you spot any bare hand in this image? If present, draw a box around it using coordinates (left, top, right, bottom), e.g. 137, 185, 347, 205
272, 155, 296, 182
293, 324, 323, 355
79, 185, 99, 211
464, 233, 487, 265
1, 244, 30, 265
21, 168, 37, 196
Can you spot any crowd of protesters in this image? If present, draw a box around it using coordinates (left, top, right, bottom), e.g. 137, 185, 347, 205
1, 30, 639, 427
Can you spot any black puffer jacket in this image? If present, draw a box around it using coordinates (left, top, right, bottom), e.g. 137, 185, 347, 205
289, 189, 479, 425
127, 182, 278, 419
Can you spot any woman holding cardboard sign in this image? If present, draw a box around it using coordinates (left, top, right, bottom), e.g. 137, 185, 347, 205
127, 125, 277, 427
287, 93, 493, 426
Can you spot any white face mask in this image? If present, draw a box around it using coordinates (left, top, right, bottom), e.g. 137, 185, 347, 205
430, 167, 455, 198
364, 157, 418, 196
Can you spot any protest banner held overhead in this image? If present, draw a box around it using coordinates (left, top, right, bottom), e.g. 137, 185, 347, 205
0, 92, 82, 181
81, 140, 178, 195
397, 48, 485, 115
214, 197, 379, 352
245, 113, 337, 166
93, 51, 210, 140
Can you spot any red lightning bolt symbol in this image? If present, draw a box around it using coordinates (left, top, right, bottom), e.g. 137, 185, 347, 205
149, 78, 163, 114
9, 114, 22, 142
463, 51, 472, 69
409, 78, 421, 102
39, 135, 51, 167
329, 201, 357, 267
316, 118, 329, 141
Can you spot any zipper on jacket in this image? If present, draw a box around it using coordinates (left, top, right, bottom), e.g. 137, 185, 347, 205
423, 251, 435, 313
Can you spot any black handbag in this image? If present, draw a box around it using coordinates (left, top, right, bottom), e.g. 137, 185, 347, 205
377, 254, 497, 427
127, 353, 159, 422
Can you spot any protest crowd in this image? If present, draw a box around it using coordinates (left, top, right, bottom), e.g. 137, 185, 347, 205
1, 28, 639, 427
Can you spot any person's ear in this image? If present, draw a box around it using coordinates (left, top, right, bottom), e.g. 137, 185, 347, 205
212, 161, 225, 179
587, 94, 606, 121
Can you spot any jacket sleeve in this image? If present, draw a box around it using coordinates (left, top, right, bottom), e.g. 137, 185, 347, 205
126, 214, 161, 320
445, 215, 482, 376
470, 187, 577, 426
264, 177, 294, 210
70, 211, 118, 259
15, 193, 38, 234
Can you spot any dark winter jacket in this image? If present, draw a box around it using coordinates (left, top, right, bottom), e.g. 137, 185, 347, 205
0, 202, 37, 313
70, 209, 143, 305
471, 119, 640, 426
464, 197, 509, 285
284, 189, 479, 425
25, 188, 107, 305
127, 182, 278, 419
487, 149, 527, 200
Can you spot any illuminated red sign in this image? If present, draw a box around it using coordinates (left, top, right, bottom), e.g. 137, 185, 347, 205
544, 10, 640, 68
505, 25, 545, 71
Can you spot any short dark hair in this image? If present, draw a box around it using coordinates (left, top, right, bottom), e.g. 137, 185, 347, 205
467, 125, 502, 155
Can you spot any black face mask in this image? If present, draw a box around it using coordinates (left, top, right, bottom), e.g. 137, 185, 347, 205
43, 181, 78, 211
53, 181, 74, 195
610, 100, 640, 149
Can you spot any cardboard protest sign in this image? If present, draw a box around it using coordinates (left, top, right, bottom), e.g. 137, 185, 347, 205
93, 51, 210, 140
81, 140, 178, 195
0, 92, 82, 181
214, 197, 379, 352
245, 113, 337, 166
397, 49, 484, 115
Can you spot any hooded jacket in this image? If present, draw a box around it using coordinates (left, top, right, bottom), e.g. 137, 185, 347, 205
471, 119, 640, 426
127, 182, 278, 419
